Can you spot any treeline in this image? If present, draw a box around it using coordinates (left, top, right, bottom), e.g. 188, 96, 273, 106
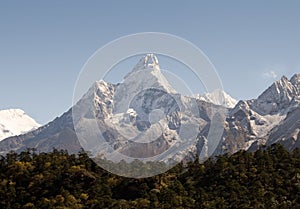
0, 144, 299, 208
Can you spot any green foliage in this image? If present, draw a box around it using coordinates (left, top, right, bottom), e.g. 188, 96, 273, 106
0, 144, 299, 208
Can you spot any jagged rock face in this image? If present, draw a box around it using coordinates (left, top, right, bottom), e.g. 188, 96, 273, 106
251, 75, 299, 115
290, 74, 300, 93
219, 74, 300, 154
94, 81, 115, 119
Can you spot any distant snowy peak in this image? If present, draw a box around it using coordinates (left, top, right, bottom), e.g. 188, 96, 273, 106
0, 109, 40, 141
197, 89, 238, 108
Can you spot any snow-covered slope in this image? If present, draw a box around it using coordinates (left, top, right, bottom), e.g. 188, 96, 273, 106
197, 89, 238, 108
0, 109, 40, 141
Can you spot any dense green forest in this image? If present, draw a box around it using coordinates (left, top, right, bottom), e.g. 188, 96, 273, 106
0, 144, 299, 209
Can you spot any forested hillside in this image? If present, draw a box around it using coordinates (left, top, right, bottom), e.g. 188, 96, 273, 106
0, 144, 299, 209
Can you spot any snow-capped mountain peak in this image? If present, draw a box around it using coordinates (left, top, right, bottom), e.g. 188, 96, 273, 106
114, 54, 176, 113
132, 53, 160, 72
0, 109, 40, 141
197, 89, 238, 108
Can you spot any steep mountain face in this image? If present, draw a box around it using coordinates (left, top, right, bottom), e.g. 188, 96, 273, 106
113, 54, 177, 114
0, 55, 299, 162
266, 107, 300, 150
251, 75, 298, 115
0, 109, 40, 141
219, 74, 300, 154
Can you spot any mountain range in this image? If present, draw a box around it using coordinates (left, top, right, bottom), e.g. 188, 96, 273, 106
0, 54, 299, 163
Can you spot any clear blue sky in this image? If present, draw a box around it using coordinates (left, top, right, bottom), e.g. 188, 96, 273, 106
0, 0, 299, 124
